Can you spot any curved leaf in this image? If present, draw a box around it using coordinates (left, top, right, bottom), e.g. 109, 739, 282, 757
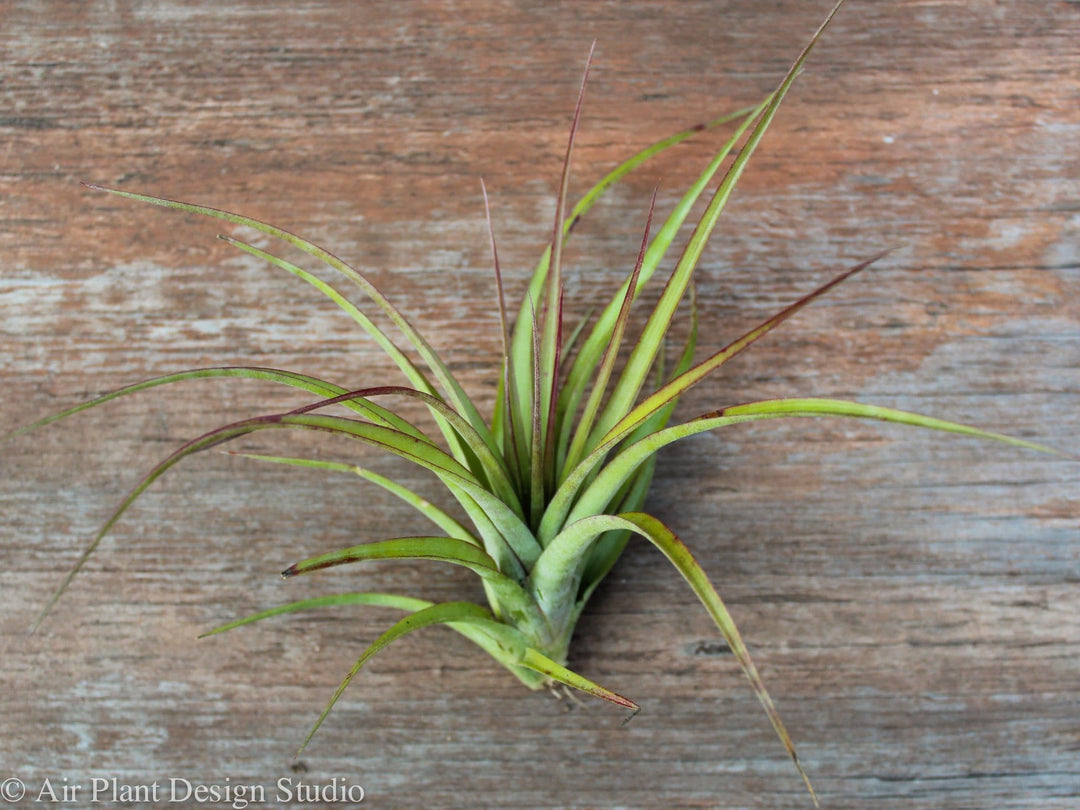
218, 234, 481, 467
562, 185, 657, 475
541, 252, 881, 541
219, 235, 435, 401
201, 591, 552, 692
1, 365, 423, 444
290, 385, 523, 520
508, 103, 763, 429
30, 410, 542, 634
553, 95, 771, 464
281, 535, 546, 635
281, 535, 501, 579
519, 647, 638, 711
294, 601, 635, 754
591, 1, 848, 447
227, 452, 477, 544
298, 601, 494, 754
596, 250, 886, 457
439, 614, 639, 710
615, 512, 817, 805
529, 510, 815, 801
200, 592, 434, 637
84, 183, 495, 452
574, 288, 702, 592
716, 398, 1076, 458
568, 396, 1070, 534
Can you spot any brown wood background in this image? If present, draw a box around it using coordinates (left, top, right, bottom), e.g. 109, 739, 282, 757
2, 1, 1078, 808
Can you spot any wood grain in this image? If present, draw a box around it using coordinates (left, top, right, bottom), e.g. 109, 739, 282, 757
2, 1, 1078, 808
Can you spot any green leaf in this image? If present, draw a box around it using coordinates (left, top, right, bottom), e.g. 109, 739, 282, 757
614, 512, 817, 805
554, 95, 771, 463
219, 235, 435, 401
85, 183, 496, 453
281, 536, 502, 580
509, 102, 762, 415
217, 234, 481, 466
599, 251, 886, 453
1, 365, 424, 444
29, 410, 541, 634
293, 601, 635, 754
202, 591, 552, 692
519, 648, 638, 711
573, 458, 655, 613
562, 186, 657, 475
450, 618, 639, 710
572, 312, 700, 600
565, 104, 762, 237
226, 452, 477, 544
507, 103, 764, 483
529, 510, 815, 800
222, 416, 540, 575
590, 0, 848, 447
199, 592, 435, 637
714, 398, 1075, 458
281, 535, 546, 634
568, 394, 1070, 537
290, 385, 523, 521
540, 252, 881, 541
297, 601, 494, 754
530, 514, 635, 628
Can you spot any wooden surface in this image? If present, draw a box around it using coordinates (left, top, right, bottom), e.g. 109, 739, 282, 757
3, 1, 1079, 808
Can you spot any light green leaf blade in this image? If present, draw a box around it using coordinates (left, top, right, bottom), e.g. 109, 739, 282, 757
30, 409, 541, 634
542, 250, 881, 540
200, 592, 434, 637
200, 592, 552, 692
290, 384, 523, 521
280, 534, 546, 635
226, 452, 477, 544
572, 311, 699, 595
85, 183, 495, 451
1, 365, 419, 444
615, 511, 817, 805
591, 0, 848, 446
528, 510, 815, 801
218, 235, 435, 401
715, 398, 1075, 458
562, 186, 657, 475
520, 648, 638, 711
218, 234, 479, 465
457, 617, 639, 710
508, 103, 762, 380
567, 394, 1070, 539
599, 251, 885, 453
508, 103, 763, 470
565, 104, 761, 236
554, 94, 771, 463
281, 535, 501, 579
297, 601, 493, 754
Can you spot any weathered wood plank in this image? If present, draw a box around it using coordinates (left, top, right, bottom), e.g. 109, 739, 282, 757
2, 1, 1078, 807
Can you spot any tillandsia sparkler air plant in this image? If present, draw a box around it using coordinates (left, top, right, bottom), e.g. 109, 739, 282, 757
9, 0, 1073, 804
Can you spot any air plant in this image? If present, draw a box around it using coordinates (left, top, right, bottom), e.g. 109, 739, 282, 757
9, 0, 1070, 804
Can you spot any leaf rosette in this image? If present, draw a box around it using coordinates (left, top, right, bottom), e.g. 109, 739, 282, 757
9, 1, 1072, 804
